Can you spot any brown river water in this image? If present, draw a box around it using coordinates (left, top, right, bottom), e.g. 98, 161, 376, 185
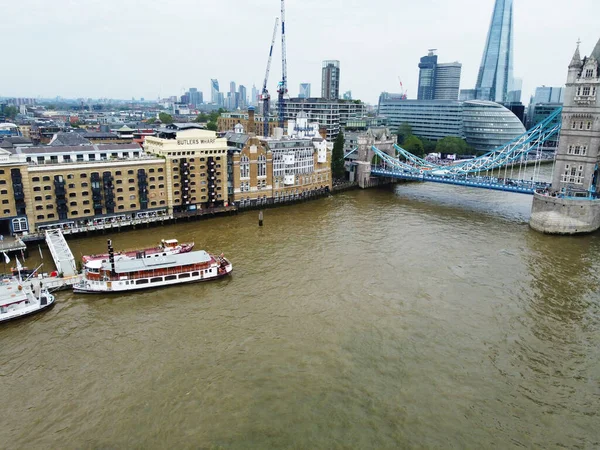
1, 178, 599, 449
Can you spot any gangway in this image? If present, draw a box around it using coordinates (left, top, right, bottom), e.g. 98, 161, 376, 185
45, 229, 77, 277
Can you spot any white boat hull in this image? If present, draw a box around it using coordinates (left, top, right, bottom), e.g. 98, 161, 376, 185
0, 294, 55, 324
74, 263, 232, 294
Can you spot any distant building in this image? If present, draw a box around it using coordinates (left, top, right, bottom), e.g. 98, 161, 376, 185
282, 97, 366, 141
418, 50, 461, 100
342, 91, 352, 100
417, 51, 438, 100
377, 94, 525, 151
238, 85, 247, 110
474, 0, 515, 102
533, 86, 565, 104
321, 60, 340, 100
459, 89, 477, 101
434, 63, 462, 100
211, 79, 220, 104
299, 83, 311, 99
251, 85, 259, 106
188, 88, 203, 107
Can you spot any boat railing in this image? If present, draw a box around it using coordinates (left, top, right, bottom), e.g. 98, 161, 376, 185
102, 261, 215, 281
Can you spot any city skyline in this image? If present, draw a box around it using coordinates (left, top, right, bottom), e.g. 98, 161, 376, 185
2, 0, 599, 104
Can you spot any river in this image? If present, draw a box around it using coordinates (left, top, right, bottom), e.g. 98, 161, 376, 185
1, 178, 599, 449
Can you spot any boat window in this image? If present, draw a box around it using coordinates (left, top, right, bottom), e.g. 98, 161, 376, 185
178, 273, 190, 279
136, 279, 149, 285
165, 275, 177, 281
192, 272, 199, 277
150, 277, 163, 283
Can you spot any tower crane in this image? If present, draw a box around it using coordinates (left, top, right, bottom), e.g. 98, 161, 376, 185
277, 0, 288, 130
261, 17, 279, 137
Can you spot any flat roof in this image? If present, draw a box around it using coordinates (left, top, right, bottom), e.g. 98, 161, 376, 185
102, 250, 213, 274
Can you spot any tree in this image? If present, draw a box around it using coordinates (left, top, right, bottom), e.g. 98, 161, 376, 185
403, 135, 425, 157
158, 112, 173, 124
396, 122, 413, 145
3, 106, 18, 120
435, 136, 468, 155
195, 112, 209, 123
206, 121, 218, 131
331, 131, 346, 179
421, 138, 437, 154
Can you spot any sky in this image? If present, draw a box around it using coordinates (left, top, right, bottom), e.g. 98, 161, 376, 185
2, 0, 600, 105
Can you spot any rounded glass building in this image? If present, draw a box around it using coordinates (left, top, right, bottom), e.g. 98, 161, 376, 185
462, 100, 525, 152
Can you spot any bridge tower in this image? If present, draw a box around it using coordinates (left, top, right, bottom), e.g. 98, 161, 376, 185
355, 127, 396, 188
530, 38, 600, 234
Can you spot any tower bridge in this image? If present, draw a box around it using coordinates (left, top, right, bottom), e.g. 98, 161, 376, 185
353, 106, 561, 195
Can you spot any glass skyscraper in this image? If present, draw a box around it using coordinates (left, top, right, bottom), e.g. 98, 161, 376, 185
475, 0, 514, 103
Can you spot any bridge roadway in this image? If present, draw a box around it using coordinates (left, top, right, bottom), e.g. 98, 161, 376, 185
371, 167, 551, 195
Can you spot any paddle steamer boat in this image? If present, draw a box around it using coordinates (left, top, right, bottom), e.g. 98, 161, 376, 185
74, 240, 232, 293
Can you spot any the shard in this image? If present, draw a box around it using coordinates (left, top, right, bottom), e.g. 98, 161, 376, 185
475, 0, 514, 103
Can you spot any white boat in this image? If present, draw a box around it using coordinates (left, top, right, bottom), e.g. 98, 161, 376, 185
74, 239, 232, 294
0, 278, 55, 324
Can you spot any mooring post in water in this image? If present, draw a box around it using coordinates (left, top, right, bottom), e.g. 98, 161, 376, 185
258, 210, 264, 227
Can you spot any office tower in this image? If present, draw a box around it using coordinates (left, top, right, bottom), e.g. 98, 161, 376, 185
418, 50, 462, 100
251, 85, 259, 106
418, 50, 438, 100
532, 86, 565, 104
475, 0, 514, 102
342, 91, 352, 100
211, 79, 220, 104
434, 63, 462, 100
230, 81, 236, 95
299, 83, 311, 99
321, 61, 340, 100
188, 88, 202, 107
238, 85, 247, 109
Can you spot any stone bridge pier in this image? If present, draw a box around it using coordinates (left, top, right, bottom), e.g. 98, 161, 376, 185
355, 127, 397, 188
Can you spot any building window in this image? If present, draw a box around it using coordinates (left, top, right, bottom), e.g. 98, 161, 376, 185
84, 209, 91, 214
37, 215, 44, 220
587, 122, 592, 130
583, 86, 591, 96
68, 183, 75, 189
117, 188, 123, 193
34, 196, 42, 201
43, 186, 51, 191
36, 205, 43, 210
130, 204, 136, 208
240, 155, 250, 178
69, 192, 77, 197
80, 173, 87, 178
45, 195, 52, 200
585, 69, 594, 78
32, 177, 40, 182
129, 187, 135, 191
69, 201, 77, 206
46, 204, 54, 209
81, 182, 88, 187
12, 218, 27, 232
47, 214, 55, 219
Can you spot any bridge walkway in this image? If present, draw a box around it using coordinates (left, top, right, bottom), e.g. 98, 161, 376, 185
44, 229, 77, 277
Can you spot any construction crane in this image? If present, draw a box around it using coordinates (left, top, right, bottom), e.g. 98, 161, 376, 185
277, 0, 288, 130
261, 17, 279, 137
398, 77, 408, 100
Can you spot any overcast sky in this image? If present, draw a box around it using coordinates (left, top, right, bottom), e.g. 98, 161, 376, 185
2, 0, 599, 104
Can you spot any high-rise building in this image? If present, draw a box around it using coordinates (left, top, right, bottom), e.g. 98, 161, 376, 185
238, 85, 247, 109
211, 79, 220, 104
474, 0, 514, 102
251, 85, 259, 106
299, 83, 311, 99
418, 51, 462, 101
532, 86, 565, 104
230, 81, 236, 95
321, 61, 340, 100
188, 88, 202, 107
435, 63, 462, 100
417, 50, 438, 100
342, 91, 352, 100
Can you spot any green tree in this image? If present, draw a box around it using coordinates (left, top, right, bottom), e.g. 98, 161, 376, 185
331, 131, 346, 179
435, 136, 469, 155
403, 135, 425, 157
396, 122, 413, 145
206, 121, 218, 131
421, 138, 437, 154
158, 112, 173, 124
3, 105, 18, 120
195, 112, 209, 123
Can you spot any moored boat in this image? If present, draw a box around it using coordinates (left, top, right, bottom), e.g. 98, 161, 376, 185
82, 239, 194, 268
74, 239, 232, 294
1, 279, 55, 324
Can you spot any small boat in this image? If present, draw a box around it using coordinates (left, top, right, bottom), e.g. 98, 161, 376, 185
74, 239, 232, 293
1, 278, 55, 324
82, 239, 194, 268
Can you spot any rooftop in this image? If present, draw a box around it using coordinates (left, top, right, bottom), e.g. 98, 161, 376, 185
7, 143, 142, 155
